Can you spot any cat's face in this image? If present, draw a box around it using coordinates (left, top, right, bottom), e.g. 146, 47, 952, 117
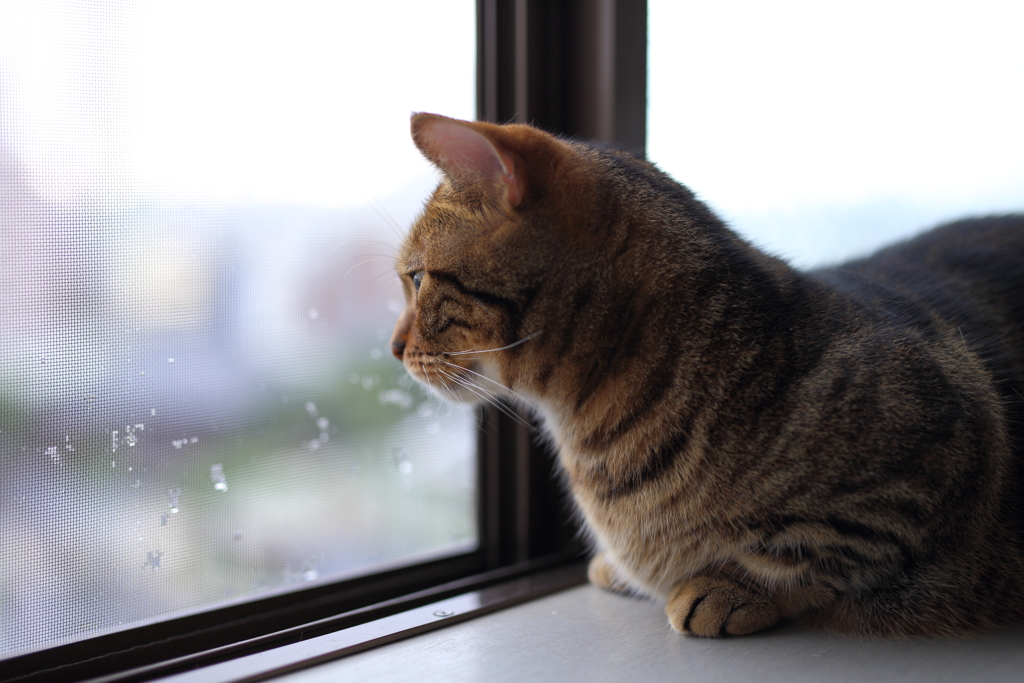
389, 194, 515, 403
391, 114, 540, 404
391, 114, 641, 412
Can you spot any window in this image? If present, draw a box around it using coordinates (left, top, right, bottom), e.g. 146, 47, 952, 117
1, 0, 478, 664
648, 0, 1024, 267
3, 2, 647, 680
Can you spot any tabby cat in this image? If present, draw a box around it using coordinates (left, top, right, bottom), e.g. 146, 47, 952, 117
390, 113, 1024, 637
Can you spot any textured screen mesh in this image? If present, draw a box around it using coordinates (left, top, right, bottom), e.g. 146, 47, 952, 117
0, 0, 476, 657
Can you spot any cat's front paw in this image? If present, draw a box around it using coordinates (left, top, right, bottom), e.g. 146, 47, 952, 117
587, 551, 633, 594
666, 575, 779, 637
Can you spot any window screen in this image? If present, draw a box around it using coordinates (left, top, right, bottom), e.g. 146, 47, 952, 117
648, 0, 1024, 268
0, 0, 477, 658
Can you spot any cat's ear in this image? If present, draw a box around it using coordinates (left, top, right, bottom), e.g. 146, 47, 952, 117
411, 113, 523, 206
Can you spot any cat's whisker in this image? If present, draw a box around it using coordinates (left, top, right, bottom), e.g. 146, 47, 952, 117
436, 366, 532, 430
445, 330, 544, 357
357, 191, 407, 242
440, 359, 529, 406
345, 258, 395, 279
418, 363, 447, 410
435, 372, 461, 403
436, 365, 492, 403
370, 270, 402, 286
330, 238, 400, 256
436, 367, 496, 408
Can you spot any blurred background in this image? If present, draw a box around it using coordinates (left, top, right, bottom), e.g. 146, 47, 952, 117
0, 0, 478, 656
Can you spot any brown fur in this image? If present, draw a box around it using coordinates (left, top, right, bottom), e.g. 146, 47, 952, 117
391, 113, 1024, 637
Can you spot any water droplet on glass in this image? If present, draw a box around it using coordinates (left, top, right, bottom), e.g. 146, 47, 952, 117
308, 439, 321, 451
361, 376, 374, 390
370, 348, 383, 360
392, 448, 413, 474
387, 299, 403, 314
46, 446, 59, 464
125, 432, 137, 447
160, 512, 169, 526
167, 358, 175, 363
417, 403, 436, 418
316, 417, 329, 430
378, 389, 413, 410
210, 464, 228, 492
172, 439, 185, 449
305, 401, 317, 417
144, 550, 163, 571
233, 530, 244, 541
151, 408, 156, 416
111, 430, 119, 453
190, 437, 198, 444
112, 460, 116, 468
169, 488, 181, 513
307, 308, 319, 320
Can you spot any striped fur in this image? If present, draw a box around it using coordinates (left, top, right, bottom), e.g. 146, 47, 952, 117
391, 113, 1024, 637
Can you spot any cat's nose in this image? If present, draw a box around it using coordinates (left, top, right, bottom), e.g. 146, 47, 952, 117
391, 309, 414, 361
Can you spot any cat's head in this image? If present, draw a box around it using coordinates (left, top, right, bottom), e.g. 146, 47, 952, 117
390, 114, 732, 414
390, 113, 591, 405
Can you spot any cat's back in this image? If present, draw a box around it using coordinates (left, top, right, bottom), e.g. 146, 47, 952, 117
813, 215, 1024, 371
835, 215, 1024, 304
813, 215, 1024, 539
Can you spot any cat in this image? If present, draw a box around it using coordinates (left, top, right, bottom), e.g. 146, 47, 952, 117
389, 112, 1024, 638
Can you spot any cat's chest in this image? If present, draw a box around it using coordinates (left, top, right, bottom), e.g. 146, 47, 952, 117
574, 490, 732, 594
552, 430, 745, 592
563, 448, 696, 532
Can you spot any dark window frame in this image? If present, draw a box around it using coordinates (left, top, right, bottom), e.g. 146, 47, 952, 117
1, 2, 646, 681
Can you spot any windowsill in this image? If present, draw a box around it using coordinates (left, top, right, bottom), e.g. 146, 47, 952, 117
261, 583, 1023, 683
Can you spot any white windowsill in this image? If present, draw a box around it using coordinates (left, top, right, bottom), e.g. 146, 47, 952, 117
269, 583, 1024, 683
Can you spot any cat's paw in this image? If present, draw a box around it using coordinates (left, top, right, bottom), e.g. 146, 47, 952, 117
587, 551, 633, 594
666, 575, 780, 637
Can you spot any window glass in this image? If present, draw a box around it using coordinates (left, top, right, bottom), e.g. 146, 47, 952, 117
0, 0, 476, 657
648, 0, 1024, 267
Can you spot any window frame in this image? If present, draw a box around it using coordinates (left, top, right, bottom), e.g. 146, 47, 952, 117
1, 2, 647, 681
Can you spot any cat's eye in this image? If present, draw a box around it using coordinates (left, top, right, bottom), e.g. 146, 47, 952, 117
412, 271, 425, 291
